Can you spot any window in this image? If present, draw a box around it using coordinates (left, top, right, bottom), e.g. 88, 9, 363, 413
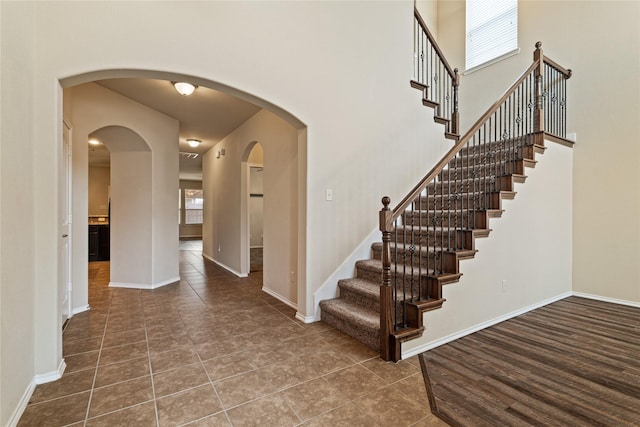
466, 0, 518, 72
184, 189, 203, 224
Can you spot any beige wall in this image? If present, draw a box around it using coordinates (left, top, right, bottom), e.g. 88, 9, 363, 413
0, 2, 37, 424
68, 83, 179, 296
437, 0, 640, 304
88, 166, 109, 216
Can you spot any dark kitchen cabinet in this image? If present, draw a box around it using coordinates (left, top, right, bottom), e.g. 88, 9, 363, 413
88, 224, 110, 261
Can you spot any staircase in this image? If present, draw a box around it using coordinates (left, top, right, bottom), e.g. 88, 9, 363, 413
319, 136, 543, 352
319, 17, 573, 362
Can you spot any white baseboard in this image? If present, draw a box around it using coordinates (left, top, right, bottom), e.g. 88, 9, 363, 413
295, 312, 316, 324
109, 276, 180, 290
202, 253, 247, 277
8, 359, 67, 426
7, 379, 36, 427
72, 304, 90, 315
572, 291, 640, 308
34, 358, 66, 384
402, 291, 572, 359
262, 286, 297, 310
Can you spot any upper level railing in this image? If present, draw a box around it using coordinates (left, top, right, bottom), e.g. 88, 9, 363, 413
379, 42, 572, 361
413, 10, 460, 136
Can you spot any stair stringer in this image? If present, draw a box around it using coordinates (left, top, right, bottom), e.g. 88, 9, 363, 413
401, 139, 573, 358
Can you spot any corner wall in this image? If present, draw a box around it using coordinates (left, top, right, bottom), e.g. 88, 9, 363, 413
436, 0, 640, 304
404, 140, 574, 357
202, 109, 298, 305
0, 2, 37, 424
67, 83, 179, 296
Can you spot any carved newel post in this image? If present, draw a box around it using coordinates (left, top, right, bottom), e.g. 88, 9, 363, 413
533, 42, 544, 134
379, 196, 394, 361
452, 68, 460, 135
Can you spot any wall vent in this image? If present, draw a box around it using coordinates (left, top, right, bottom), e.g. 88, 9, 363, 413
179, 152, 199, 159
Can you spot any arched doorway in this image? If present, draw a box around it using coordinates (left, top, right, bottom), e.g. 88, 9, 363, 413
60, 70, 308, 329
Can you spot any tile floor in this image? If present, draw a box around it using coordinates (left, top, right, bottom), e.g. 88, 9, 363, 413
18, 244, 446, 426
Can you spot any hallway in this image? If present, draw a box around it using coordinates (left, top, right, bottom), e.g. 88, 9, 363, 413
18, 246, 443, 426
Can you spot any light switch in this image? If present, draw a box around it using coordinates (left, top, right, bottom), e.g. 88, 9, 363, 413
325, 188, 333, 201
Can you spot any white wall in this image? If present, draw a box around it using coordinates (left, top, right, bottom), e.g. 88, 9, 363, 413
0, 2, 37, 424
404, 139, 574, 357
202, 110, 299, 304
67, 83, 179, 297
437, 0, 640, 304
88, 166, 110, 216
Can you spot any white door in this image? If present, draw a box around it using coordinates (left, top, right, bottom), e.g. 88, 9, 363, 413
59, 121, 72, 326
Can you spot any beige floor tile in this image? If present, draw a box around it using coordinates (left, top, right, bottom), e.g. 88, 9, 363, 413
261, 357, 319, 390
85, 401, 157, 426
226, 393, 301, 426
63, 336, 102, 356
353, 386, 430, 426
410, 414, 450, 426
88, 376, 154, 417
18, 391, 90, 427
153, 362, 209, 397
156, 384, 223, 427
361, 357, 422, 383
202, 352, 256, 382
303, 349, 356, 376
150, 345, 200, 373
101, 328, 147, 348
29, 369, 96, 403
281, 377, 348, 421
323, 364, 388, 400
213, 370, 276, 408
64, 351, 100, 373
183, 412, 232, 426
301, 401, 381, 427
94, 356, 150, 388
99, 341, 148, 366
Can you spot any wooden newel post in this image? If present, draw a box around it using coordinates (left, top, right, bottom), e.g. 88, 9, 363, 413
379, 196, 394, 361
533, 42, 544, 134
452, 68, 460, 135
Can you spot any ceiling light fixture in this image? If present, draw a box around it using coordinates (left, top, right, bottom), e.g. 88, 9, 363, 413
186, 139, 201, 148
88, 138, 101, 145
172, 81, 197, 96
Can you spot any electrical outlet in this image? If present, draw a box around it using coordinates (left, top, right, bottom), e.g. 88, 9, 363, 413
325, 188, 333, 201
501, 279, 507, 293
218, 244, 222, 252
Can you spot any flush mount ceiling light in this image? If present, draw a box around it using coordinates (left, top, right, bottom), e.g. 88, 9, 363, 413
172, 81, 197, 96
88, 138, 101, 145
186, 139, 201, 148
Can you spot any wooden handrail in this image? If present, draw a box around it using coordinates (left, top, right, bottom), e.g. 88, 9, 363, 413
414, 10, 456, 79
391, 59, 539, 218
544, 55, 572, 78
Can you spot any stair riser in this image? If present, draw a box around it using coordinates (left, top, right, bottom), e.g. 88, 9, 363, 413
402, 212, 486, 229
442, 160, 527, 178
340, 286, 380, 312
371, 246, 442, 266
320, 310, 379, 351
426, 176, 514, 194
458, 141, 539, 157
413, 195, 500, 211
392, 230, 469, 249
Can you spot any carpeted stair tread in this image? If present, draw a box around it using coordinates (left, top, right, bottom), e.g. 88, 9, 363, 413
339, 277, 379, 300
319, 298, 380, 350
320, 299, 379, 329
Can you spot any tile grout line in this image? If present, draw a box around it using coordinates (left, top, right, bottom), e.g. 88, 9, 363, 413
83, 262, 113, 427
142, 290, 161, 427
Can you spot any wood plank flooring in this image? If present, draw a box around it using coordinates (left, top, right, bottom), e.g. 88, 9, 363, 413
419, 296, 640, 426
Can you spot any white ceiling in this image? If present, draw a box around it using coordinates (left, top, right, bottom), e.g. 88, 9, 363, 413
90, 78, 261, 180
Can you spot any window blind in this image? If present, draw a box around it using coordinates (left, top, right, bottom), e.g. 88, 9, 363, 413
466, 0, 518, 71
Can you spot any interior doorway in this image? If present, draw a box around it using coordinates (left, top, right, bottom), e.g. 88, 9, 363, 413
249, 164, 264, 273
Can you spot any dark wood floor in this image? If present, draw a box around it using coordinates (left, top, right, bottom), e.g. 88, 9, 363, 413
419, 296, 640, 426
